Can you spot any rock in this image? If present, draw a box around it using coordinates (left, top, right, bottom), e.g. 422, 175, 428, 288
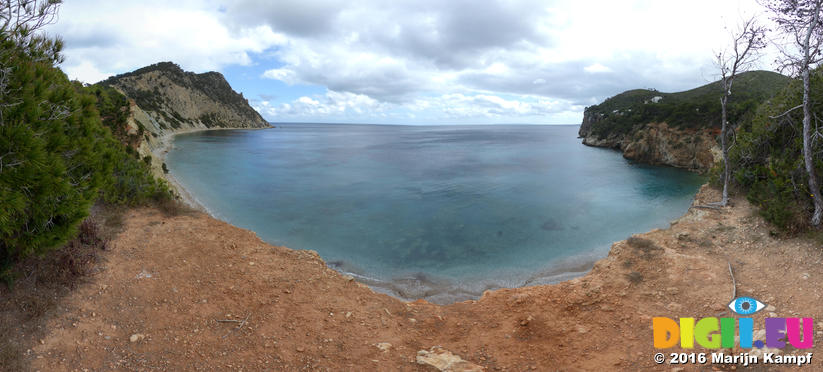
764, 305, 775, 312
519, 315, 533, 327
375, 342, 392, 352
416, 346, 483, 372
129, 333, 145, 343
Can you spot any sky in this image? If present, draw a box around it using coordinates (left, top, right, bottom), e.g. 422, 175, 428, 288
45, 0, 774, 125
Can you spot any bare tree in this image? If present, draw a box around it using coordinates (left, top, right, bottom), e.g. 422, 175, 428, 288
763, 0, 823, 226
712, 17, 768, 207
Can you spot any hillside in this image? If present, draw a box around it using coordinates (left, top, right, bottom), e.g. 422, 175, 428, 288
579, 70, 791, 171
98, 61, 271, 178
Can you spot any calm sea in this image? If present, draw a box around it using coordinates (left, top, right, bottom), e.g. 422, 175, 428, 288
167, 124, 704, 303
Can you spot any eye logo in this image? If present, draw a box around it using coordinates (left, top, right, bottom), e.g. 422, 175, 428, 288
728, 296, 766, 315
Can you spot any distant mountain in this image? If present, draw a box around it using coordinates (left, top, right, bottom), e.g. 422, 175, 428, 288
96, 61, 271, 178
578, 70, 792, 171
101, 61, 270, 133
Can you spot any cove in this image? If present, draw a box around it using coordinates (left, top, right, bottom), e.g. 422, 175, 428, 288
166, 124, 704, 304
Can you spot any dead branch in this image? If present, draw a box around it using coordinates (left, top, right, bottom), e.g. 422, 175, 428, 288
222, 313, 251, 339
770, 104, 804, 119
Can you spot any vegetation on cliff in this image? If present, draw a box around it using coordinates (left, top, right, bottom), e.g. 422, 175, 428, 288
731, 72, 823, 230
100, 61, 269, 130
581, 71, 791, 138
0, 1, 171, 280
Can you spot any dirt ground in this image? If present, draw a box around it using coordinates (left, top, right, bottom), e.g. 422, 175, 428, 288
3, 184, 823, 371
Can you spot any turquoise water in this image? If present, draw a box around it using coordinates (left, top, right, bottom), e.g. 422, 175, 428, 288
167, 124, 704, 303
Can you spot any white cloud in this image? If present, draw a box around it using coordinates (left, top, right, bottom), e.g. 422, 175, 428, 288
584, 63, 611, 74
47, 0, 286, 83
47, 0, 775, 123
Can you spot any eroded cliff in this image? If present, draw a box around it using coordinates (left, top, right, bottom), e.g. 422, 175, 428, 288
581, 121, 719, 171
578, 70, 790, 172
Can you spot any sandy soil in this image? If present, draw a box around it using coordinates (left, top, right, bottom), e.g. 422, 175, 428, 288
10, 185, 823, 371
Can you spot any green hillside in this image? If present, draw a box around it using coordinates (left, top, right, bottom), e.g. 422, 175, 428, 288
582, 70, 792, 138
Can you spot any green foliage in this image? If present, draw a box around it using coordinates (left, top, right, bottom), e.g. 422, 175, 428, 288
585, 71, 792, 137
730, 73, 823, 230
0, 13, 172, 274
0, 36, 107, 268
88, 87, 173, 207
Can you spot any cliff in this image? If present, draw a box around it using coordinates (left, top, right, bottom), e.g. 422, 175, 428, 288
581, 122, 720, 171
579, 70, 791, 172
99, 62, 271, 177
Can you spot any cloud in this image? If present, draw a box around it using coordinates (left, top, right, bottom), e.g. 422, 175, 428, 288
261, 89, 581, 123
258, 90, 389, 118
584, 63, 612, 74
47, 0, 771, 123
46, 0, 286, 83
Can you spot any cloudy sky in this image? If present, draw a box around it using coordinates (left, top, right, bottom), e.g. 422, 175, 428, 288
46, 0, 771, 124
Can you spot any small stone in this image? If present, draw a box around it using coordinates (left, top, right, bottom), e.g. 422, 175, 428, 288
376, 342, 392, 352
765, 305, 776, 312
129, 334, 145, 343
345, 312, 352, 318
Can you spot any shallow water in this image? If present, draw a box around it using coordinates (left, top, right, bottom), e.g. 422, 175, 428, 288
167, 124, 704, 303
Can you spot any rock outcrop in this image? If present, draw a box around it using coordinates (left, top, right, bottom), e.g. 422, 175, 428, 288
100, 62, 271, 177
578, 70, 791, 173
580, 121, 719, 172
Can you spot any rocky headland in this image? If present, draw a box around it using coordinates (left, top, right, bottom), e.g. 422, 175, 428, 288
99, 62, 272, 180
580, 120, 719, 171
578, 70, 791, 173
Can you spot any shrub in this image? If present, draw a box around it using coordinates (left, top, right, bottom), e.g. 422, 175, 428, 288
730, 73, 823, 231
0, 37, 109, 270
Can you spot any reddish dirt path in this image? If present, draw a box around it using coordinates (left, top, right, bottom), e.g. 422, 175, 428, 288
16, 185, 823, 371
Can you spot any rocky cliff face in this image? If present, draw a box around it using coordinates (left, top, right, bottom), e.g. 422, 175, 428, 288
100, 62, 271, 177
580, 117, 719, 172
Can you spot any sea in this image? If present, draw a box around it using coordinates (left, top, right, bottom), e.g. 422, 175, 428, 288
166, 123, 704, 304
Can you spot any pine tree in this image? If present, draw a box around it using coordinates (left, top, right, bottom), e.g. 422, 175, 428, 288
0, 0, 109, 270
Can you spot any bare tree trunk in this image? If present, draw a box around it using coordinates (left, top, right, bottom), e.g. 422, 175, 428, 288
802, 3, 823, 226
720, 95, 730, 206
802, 67, 823, 225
